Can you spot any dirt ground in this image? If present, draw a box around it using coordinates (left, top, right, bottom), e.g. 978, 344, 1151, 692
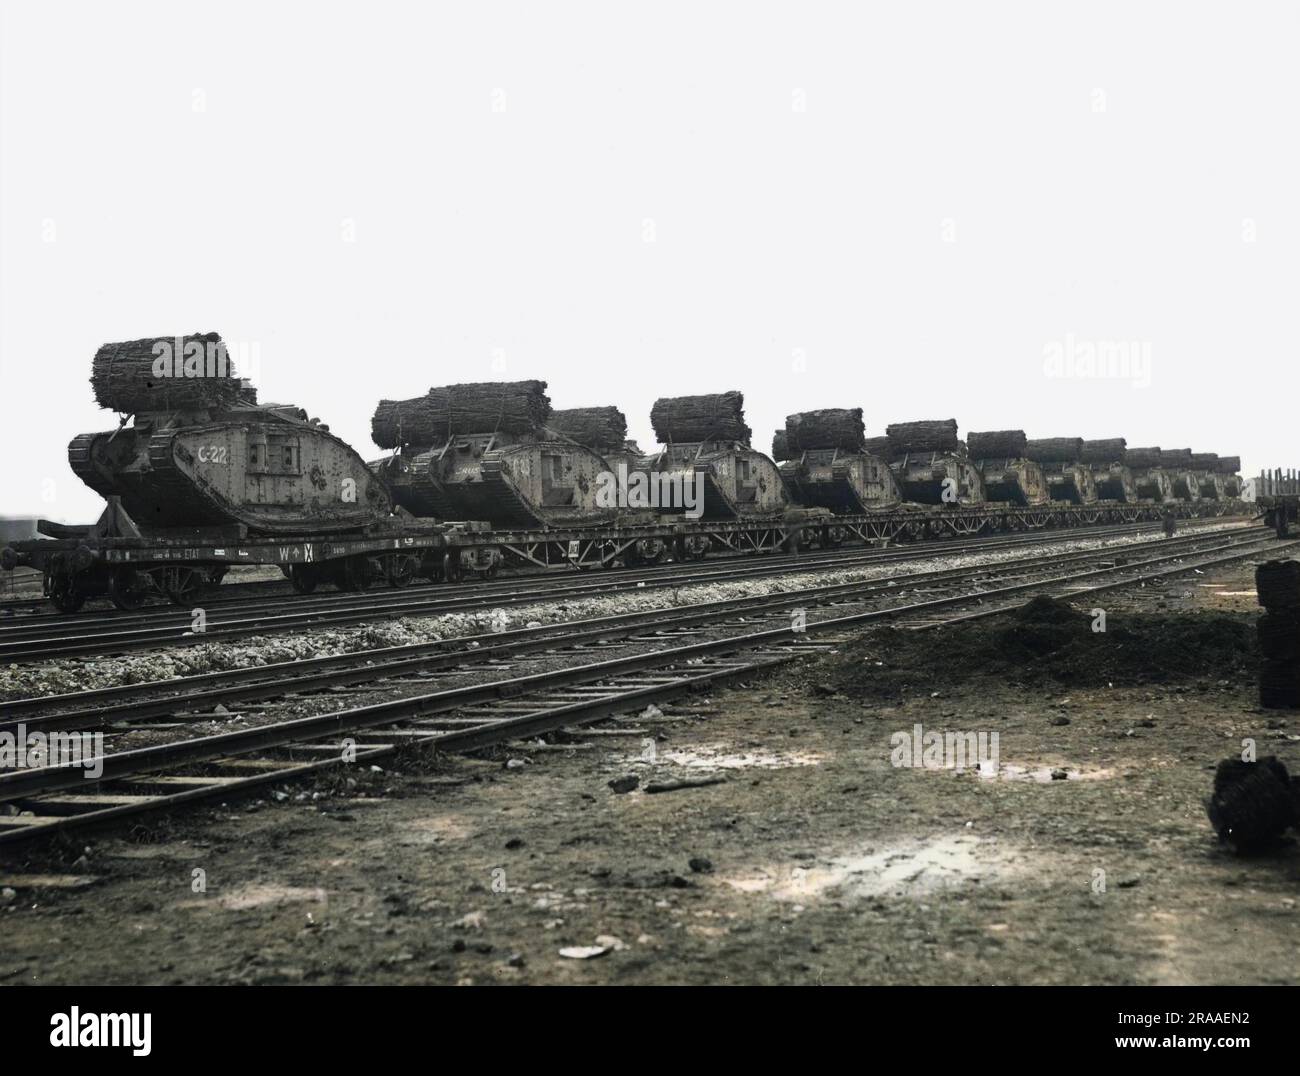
3, 556, 1299, 985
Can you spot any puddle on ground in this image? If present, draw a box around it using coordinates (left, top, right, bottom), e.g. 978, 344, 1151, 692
722, 834, 1027, 901
990, 762, 1114, 783
103, 842, 206, 862
398, 815, 475, 843
631, 743, 824, 772
913, 759, 1115, 783
176, 883, 328, 911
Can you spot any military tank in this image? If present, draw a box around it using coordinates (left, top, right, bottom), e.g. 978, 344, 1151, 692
643, 393, 788, 520
370, 383, 615, 529
1216, 456, 1243, 498
1025, 438, 1097, 504
1126, 447, 1176, 502
1158, 448, 1201, 502
967, 430, 1047, 506
775, 409, 900, 513
1188, 453, 1228, 500
72, 334, 391, 535
884, 420, 984, 505
1081, 439, 1136, 502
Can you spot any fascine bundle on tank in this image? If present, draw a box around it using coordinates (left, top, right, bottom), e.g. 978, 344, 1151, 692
371, 381, 551, 449
91, 332, 243, 413
1080, 438, 1127, 465
884, 419, 960, 456
772, 430, 792, 462
784, 408, 866, 453
547, 406, 628, 452
650, 391, 751, 444
966, 430, 1028, 460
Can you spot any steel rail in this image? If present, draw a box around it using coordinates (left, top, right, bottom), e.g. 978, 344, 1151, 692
0, 527, 1264, 732
0, 531, 1289, 848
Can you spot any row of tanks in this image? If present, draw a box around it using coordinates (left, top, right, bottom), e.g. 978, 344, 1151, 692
63, 337, 1244, 544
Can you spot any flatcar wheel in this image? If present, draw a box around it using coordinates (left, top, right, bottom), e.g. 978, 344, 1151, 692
442, 553, 463, 584
49, 574, 85, 613
386, 554, 418, 588
107, 567, 149, 611
289, 564, 319, 594
161, 566, 207, 606
476, 562, 499, 581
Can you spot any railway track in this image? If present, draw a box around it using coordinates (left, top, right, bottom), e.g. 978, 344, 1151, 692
0, 517, 1249, 663
0, 526, 1290, 849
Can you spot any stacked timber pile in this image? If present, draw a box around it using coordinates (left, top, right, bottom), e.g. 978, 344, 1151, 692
372, 380, 551, 448
91, 332, 241, 412
1126, 446, 1163, 468
650, 392, 751, 444
1081, 438, 1127, 464
885, 419, 959, 456
1205, 757, 1295, 851
772, 430, 792, 462
1256, 560, 1300, 709
549, 406, 628, 451
1216, 456, 1242, 474
371, 396, 432, 448
863, 436, 892, 458
1189, 452, 1220, 470
1024, 437, 1083, 463
967, 430, 1027, 459
1159, 448, 1193, 467
784, 408, 866, 452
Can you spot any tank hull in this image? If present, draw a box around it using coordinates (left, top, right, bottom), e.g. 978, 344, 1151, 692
1039, 462, 1098, 505
1168, 471, 1201, 502
976, 459, 1048, 506
645, 442, 788, 520
778, 450, 900, 513
1091, 465, 1137, 502
69, 418, 391, 534
1132, 468, 1175, 502
1197, 473, 1226, 500
375, 433, 613, 528
890, 453, 984, 506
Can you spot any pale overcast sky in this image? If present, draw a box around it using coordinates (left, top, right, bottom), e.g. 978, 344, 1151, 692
2, 0, 1295, 521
